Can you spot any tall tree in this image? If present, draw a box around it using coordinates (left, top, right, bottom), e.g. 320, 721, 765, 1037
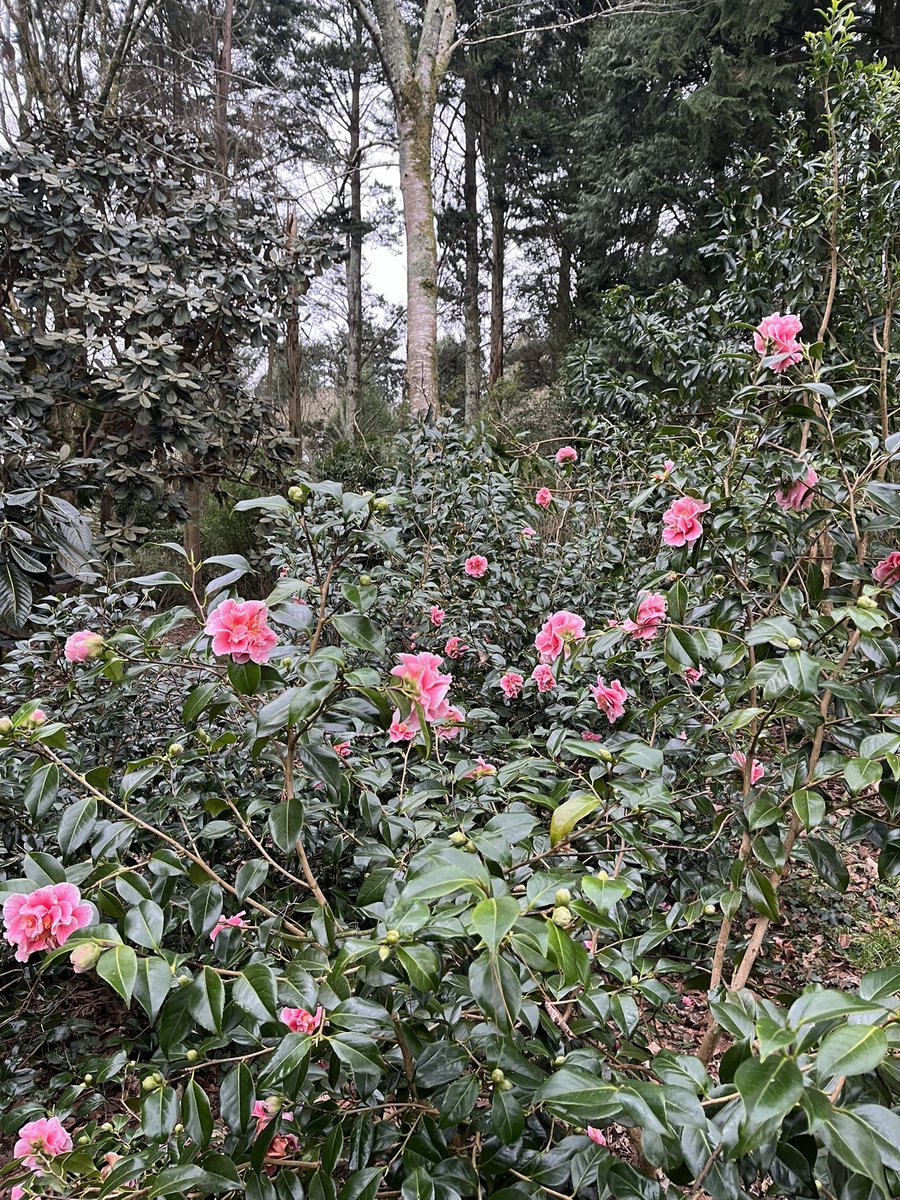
351, 0, 457, 416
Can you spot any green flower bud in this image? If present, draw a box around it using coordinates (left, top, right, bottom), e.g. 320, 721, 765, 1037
142, 1076, 159, 1091
167, 742, 184, 757
713, 574, 726, 586
177, 974, 191, 986
83, 1074, 94, 1084
373, 496, 391, 512
598, 747, 613, 763
378, 944, 393, 961
554, 1055, 566, 1067
0, 716, 13, 734
500, 1079, 513, 1091
173, 1124, 184, 1136
630, 974, 640, 985
449, 831, 467, 846
360, 575, 373, 586
555, 888, 572, 905
185, 1049, 199, 1062
384, 929, 401, 945
463, 840, 477, 852
597, 869, 609, 881
551, 906, 573, 927
78, 1135, 90, 1145
101, 1122, 114, 1133
70, 942, 102, 974
490, 1068, 505, 1083
704, 903, 716, 915
152, 1072, 163, 1083
857, 595, 878, 610
786, 638, 802, 651
288, 484, 310, 504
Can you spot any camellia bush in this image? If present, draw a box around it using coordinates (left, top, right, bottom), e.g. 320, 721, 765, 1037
2, 278, 900, 1200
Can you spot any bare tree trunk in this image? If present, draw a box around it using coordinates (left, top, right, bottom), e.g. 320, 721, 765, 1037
213, 0, 233, 174
345, 13, 364, 438
462, 65, 480, 422
285, 210, 304, 452
480, 67, 509, 388
488, 187, 505, 387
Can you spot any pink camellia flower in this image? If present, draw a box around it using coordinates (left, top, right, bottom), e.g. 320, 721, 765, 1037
662, 496, 710, 547
204, 599, 278, 665
14, 1117, 73, 1171
555, 446, 578, 465
586, 1126, 607, 1147
388, 718, 416, 743
754, 312, 803, 372
3, 883, 93, 963
581, 730, 603, 742
266, 1132, 301, 1163
531, 664, 557, 692
622, 593, 666, 641
334, 741, 352, 759
390, 652, 452, 727
535, 487, 553, 508
436, 705, 465, 740
464, 555, 488, 579
210, 911, 248, 942
28, 709, 47, 725
281, 1005, 325, 1035
464, 756, 497, 779
252, 1098, 283, 1133
521, 526, 537, 538
430, 605, 445, 627
63, 629, 103, 663
874, 551, 900, 586
444, 636, 469, 659
590, 677, 628, 723
775, 466, 818, 512
683, 665, 704, 685
499, 671, 524, 699
652, 459, 676, 482
731, 750, 765, 786
535, 610, 586, 662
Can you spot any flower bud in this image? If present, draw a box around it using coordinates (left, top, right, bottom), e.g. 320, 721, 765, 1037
101, 1123, 114, 1133
378, 945, 393, 961
78, 1135, 90, 1145
857, 595, 878, 610
500, 1079, 513, 1091
83, 1074, 93, 1084
598, 747, 613, 763
373, 497, 391, 512
463, 840, 477, 852
555, 889, 572, 905
384, 929, 401, 945
554, 1055, 566, 1067
173, 1124, 184, 1136
0, 716, 12, 734
142, 1076, 159, 1091
713, 574, 725, 586
449, 831, 467, 846
597, 869, 609, 881
490, 1068, 505, 1083
185, 1049, 199, 1062
786, 638, 802, 651
704, 903, 716, 915
551, 906, 573, 927
630, 974, 640, 985
70, 942, 102, 974
177, 974, 191, 986
360, 575, 373, 586
167, 742, 184, 757
288, 484, 310, 504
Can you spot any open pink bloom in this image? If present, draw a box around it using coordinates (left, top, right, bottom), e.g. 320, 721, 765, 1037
64, 629, 103, 663
731, 750, 765, 785
555, 445, 578, 465
531, 664, 557, 692
281, 1005, 325, 1035
444, 636, 469, 659
436, 705, 465, 740
390, 652, 453, 726
430, 605, 445, 626
499, 671, 524, 699
252, 1098, 283, 1133
662, 496, 710, 547
204, 599, 278, 664
521, 526, 537, 538
586, 1126, 607, 1147
683, 665, 704, 685
775, 466, 818, 512
334, 741, 352, 759
535, 610, 586, 662
622, 593, 666, 641
388, 717, 416, 742
14, 1117, 72, 1170
535, 487, 553, 508
874, 551, 900, 586
653, 459, 676, 482
464, 555, 488, 578
754, 312, 803, 372
590, 677, 628, 723
581, 730, 603, 742
464, 756, 497, 779
210, 911, 248, 942
3, 883, 92, 963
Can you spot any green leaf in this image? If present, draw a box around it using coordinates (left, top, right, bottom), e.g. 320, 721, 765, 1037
582, 873, 632, 912
331, 614, 385, 656
149, 1165, 241, 1197
665, 626, 700, 668
437, 1075, 479, 1127
734, 1055, 803, 1130
791, 789, 825, 829
400, 1169, 435, 1200
536, 1065, 622, 1124
338, 1168, 384, 1200
182, 1076, 214, 1149
188, 966, 225, 1035
96, 944, 138, 1007
235, 859, 269, 901
859, 965, 900, 1002
24, 763, 59, 820
189, 882, 223, 937
788, 989, 884, 1028
469, 953, 522, 1033
125, 899, 165, 950
491, 1087, 524, 1142
219, 1063, 254, 1135
844, 757, 882, 795
268, 797, 302, 854
183, 682, 221, 725
747, 616, 797, 648
745, 867, 780, 921
471, 896, 520, 955
227, 660, 262, 695
403, 848, 490, 901
141, 1086, 179, 1141
57, 797, 97, 855
816, 1024, 887, 1080
258, 1032, 312, 1087
133, 956, 173, 1023
125, 571, 188, 588
395, 943, 441, 991
819, 1109, 888, 1192
549, 792, 602, 846
233, 963, 278, 1022
806, 837, 849, 892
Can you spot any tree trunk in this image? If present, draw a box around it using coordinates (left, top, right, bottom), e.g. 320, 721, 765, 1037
462, 66, 481, 422
398, 94, 439, 417
345, 15, 364, 438
214, 0, 233, 175
285, 210, 304, 452
488, 187, 505, 387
